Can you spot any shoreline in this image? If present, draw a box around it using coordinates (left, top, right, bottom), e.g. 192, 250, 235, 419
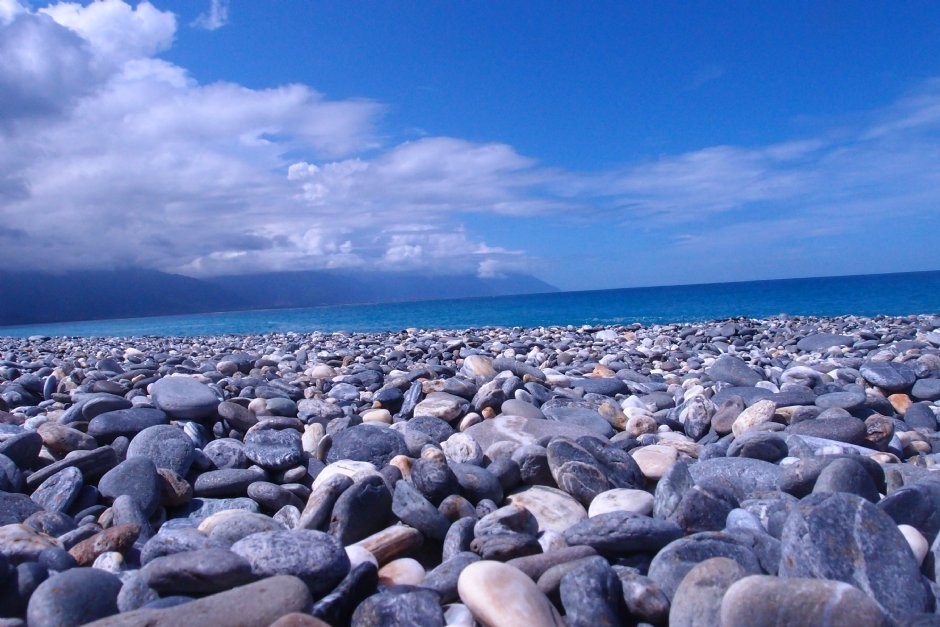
1, 313, 939, 624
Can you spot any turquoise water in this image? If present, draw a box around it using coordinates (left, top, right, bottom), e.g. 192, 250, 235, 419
2, 271, 938, 338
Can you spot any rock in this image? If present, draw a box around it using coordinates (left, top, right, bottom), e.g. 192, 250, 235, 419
30, 466, 83, 513
193, 468, 264, 498
0, 523, 61, 563
87, 408, 168, 442
688, 457, 783, 501
558, 555, 628, 627
898, 524, 929, 566
141, 548, 253, 596
350, 589, 444, 627
84, 575, 312, 627
230, 529, 350, 598
616, 568, 670, 624
812, 457, 880, 503
563, 511, 682, 557
796, 333, 853, 352
787, 416, 868, 446
441, 432, 484, 465
541, 404, 614, 437
588, 488, 653, 517
464, 415, 597, 450
37, 423, 97, 455
912, 379, 940, 401
98, 457, 161, 516
720, 575, 887, 627
860, 361, 916, 392
630, 444, 677, 480
730, 400, 776, 437
140, 526, 215, 565
507, 485, 587, 533
126, 425, 196, 476
243, 428, 303, 471
0, 431, 42, 467
326, 424, 407, 468
779, 492, 928, 621
669, 557, 748, 627
707, 355, 762, 387
199, 510, 285, 547
391, 479, 449, 541
150, 376, 220, 420
311, 561, 378, 626
68, 524, 140, 566
27, 567, 122, 627
414, 392, 468, 422
458, 560, 562, 627
331, 475, 393, 544
450, 462, 503, 505
647, 532, 764, 600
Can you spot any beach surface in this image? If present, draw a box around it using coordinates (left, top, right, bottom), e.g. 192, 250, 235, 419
2, 314, 940, 625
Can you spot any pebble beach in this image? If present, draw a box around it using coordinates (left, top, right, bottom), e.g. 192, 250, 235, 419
2, 313, 940, 626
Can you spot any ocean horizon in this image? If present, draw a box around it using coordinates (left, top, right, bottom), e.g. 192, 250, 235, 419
3, 269, 939, 338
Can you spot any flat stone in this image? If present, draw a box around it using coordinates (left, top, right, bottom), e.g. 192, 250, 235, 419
912, 378, 940, 401
669, 557, 748, 627
243, 428, 303, 470
30, 466, 84, 513
563, 511, 682, 557
150, 376, 220, 420
98, 457, 161, 516
27, 567, 122, 627
464, 415, 598, 451
569, 377, 629, 396
720, 575, 887, 627
230, 529, 350, 598
687, 457, 783, 501
588, 488, 653, 517
126, 424, 196, 476
326, 424, 407, 468
141, 548, 253, 596
0, 523, 61, 562
779, 492, 928, 621
630, 444, 677, 480
140, 527, 216, 565
730, 400, 777, 437
707, 355, 762, 387
787, 416, 867, 445
413, 392, 468, 422
84, 575, 312, 627
193, 468, 264, 498
647, 531, 764, 600
87, 408, 169, 442
559, 555, 628, 626
860, 361, 916, 392
796, 333, 853, 352
350, 588, 444, 627
0, 431, 42, 467
541, 404, 614, 437
507, 485, 587, 533
390, 478, 449, 542
174, 497, 260, 524
69, 524, 140, 566
0, 492, 43, 525
331, 475, 393, 544
37, 423, 97, 455
458, 560, 562, 627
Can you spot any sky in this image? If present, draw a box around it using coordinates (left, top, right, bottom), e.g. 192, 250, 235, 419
1, 1, 939, 292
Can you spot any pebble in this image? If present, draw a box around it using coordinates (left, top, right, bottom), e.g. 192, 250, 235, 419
457, 560, 562, 627
27, 567, 122, 627
0, 315, 939, 623
669, 556, 748, 627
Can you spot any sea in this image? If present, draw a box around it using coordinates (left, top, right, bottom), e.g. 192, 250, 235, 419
2, 271, 939, 339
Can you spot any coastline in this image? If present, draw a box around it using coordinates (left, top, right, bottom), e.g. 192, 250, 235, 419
1, 313, 939, 624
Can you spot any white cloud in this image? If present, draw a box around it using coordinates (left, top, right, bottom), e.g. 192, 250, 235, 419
192, 0, 228, 31
0, 0, 939, 287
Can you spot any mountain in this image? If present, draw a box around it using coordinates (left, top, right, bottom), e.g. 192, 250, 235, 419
0, 268, 557, 326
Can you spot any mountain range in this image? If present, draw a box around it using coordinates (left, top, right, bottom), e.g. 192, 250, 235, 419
0, 268, 557, 326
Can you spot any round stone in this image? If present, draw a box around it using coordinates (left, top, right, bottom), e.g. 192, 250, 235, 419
150, 376, 220, 420
588, 488, 654, 517
27, 567, 122, 627
326, 424, 408, 468
506, 485, 587, 533
127, 424, 196, 476
458, 560, 560, 627
243, 428, 303, 470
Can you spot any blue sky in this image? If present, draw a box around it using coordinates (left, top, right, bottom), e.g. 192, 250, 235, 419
1, 1, 939, 291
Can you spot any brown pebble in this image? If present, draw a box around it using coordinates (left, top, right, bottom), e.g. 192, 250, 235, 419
267, 612, 331, 627
69, 523, 140, 566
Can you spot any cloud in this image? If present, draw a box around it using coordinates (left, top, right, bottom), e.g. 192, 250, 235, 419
0, 0, 939, 288
191, 0, 228, 31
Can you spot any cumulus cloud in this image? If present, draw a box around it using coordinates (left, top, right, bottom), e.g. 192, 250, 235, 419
0, 0, 939, 287
192, 0, 228, 31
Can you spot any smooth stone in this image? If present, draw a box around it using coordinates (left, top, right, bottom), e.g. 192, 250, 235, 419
201, 438, 247, 470
464, 415, 597, 450
720, 575, 887, 627
0, 523, 61, 563
812, 457, 880, 503
878, 480, 940, 544
563, 511, 682, 556
712, 386, 774, 407
725, 431, 788, 463
0, 431, 42, 467
98, 458, 161, 516
299, 473, 354, 531
422, 552, 481, 603
899, 524, 929, 566
546, 438, 609, 507
377, 557, 425, 586
217, 400, 258, 432
30, 466, 84, 514
711, 396, 745, 435
588, 488, 653, 517
673, 482, 739, 534
568, 377, 629, 396
200, 510, 286, 547
141, 548, 253, 595
174, 497, 260, 524
730, 399, 776, 437
36, 423, 97, 455
404, 415, 456, 444
391, 479, 451, 541
912, 378, 940, 401
230, 529, 350, 598
779, 492, 928, 621
410, 458, 460, 506
860, 361, 916, 393
331, 475, 393, 544
0, 453, 24, 493
350, 589, 444, 627
541, 404, 614, 437
501, 399, 545, 420
904, 402, 938, 430
87, 408, 168, 442
460, 355, 497, 380
150, 376, 220, 420
630, 444, 677, 480
796, 333, 854, 352
707, 355, 762, 387
126, 425, 196, 476
787, 416, 868, 446
26, 567, 122, 627
243, 429, 303, 471
140, 527, 215, 565
616, 568, 670, 624
326, 424, 408, 468
688, 457, 784, 501
507, 485, 587, 533
25, 447, 118, 492
311, 562, 378, 626
646, 532, 764, 600
558, 555, 628, 627
248, 481, 304, 512
442, 433, 484, 465
84, 575, 312, 627
413, 392, 468, 422
814, 390, 866, 410
193, 468, 264, 498
457, 560, 562, 627
68, 524, 140, 566
668, 557, 748, 627
450, 463, 503, 505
